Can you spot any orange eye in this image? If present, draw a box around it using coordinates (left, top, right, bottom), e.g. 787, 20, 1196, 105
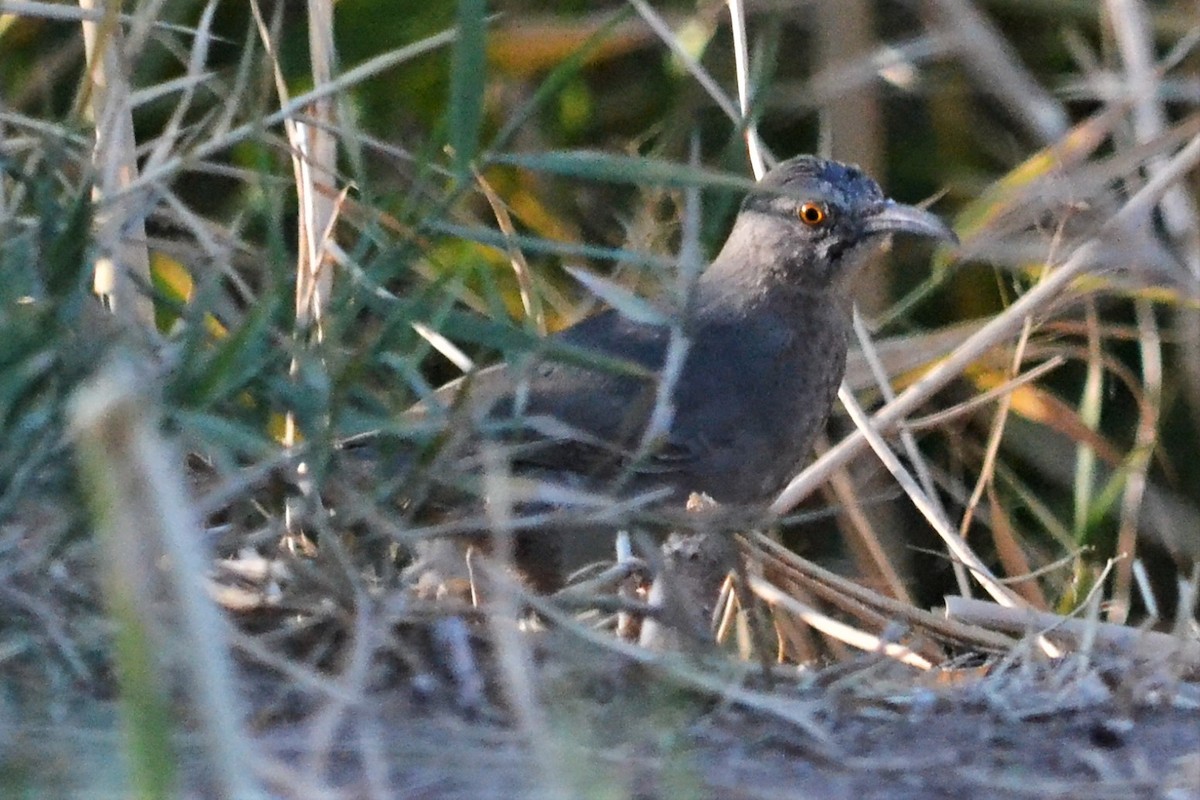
798, 202, 826, 226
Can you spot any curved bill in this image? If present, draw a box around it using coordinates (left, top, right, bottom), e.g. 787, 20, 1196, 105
865, 200, 958, 245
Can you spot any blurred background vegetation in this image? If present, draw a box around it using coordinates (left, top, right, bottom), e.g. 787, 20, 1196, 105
2, 0, 1200, 794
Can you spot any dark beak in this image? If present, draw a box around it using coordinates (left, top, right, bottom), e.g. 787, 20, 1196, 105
865, 200, 958, 245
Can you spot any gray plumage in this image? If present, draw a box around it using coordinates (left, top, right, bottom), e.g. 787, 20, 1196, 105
395, 155, 956, 588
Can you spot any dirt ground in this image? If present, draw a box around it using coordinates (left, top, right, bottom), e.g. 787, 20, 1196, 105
5, 525, 1199, 800
254, 636, 1200, 800
244, 629, 1200, 799
6, 607, 1200, 799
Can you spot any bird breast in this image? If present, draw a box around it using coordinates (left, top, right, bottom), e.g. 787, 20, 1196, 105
668, 293, 849, 504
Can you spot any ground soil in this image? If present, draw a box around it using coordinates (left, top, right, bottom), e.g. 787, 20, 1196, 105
241, 629, 1200, 800
7, 607, 1200, 799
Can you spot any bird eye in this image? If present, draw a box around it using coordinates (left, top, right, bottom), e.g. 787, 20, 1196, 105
798, 202, 826, 226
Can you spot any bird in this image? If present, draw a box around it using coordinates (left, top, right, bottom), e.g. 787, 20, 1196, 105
388, 155, 957, 591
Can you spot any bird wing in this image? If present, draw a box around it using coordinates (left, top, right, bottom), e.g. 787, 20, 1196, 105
408, 308, 689, 485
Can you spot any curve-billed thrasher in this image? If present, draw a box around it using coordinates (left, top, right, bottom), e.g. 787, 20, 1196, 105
391, 155, 956, 590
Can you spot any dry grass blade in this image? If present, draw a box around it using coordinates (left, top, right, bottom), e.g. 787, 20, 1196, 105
902, 356, 1065, 432
744, 532, 1017, 654
958, 313, 1031, 538
1175, 566, 1200, 638
1073, 300, 1104, 544
823, 455, 914, 604
295, 63, 340, 344
726, 0, 766, 177
1109, 296, 1162, 623
141, 1, 217, 178
626, 0, 742, 128
79, 0, 154, 327
248, 0, 344, 547
748, 576, 934, 670
248, 0, 340, 342
473, 167, 546, 335
960, 312, 1050, 609
850, 309, 970, 596
5, 0, 222, 35
842, 320, 984, 391
987, 482, 1048, 608
836, 381, 1027, 612
636, 140, 704, 452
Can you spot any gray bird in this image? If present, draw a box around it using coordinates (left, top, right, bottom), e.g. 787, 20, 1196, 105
393, 155, 956, 589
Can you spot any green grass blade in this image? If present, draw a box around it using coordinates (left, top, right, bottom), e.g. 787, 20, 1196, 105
449, 0, 487, 179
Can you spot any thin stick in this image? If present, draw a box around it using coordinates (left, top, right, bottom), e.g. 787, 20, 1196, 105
746, 533, 1016, 652
944, 594, 1200, 667
851, 309, 966, 597
726, 0, 767, 177
834, 384, 1022, 609
749, 577, 933, 670
626, 0, 741, 124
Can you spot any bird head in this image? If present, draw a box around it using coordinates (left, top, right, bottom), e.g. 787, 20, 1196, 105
721, 155, 957, 293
